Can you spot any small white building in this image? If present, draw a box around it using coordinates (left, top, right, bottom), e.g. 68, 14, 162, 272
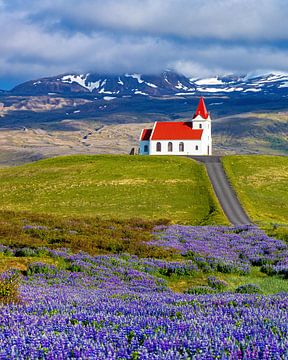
139, 97, 212, 156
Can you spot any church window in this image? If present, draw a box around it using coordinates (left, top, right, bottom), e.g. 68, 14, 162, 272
156, 142, 161, 152
179, 142, 184, 152
199, 124, 202, 129
144, 145, 148, 153
168, 142, 173, 152
195, 145, 199, 150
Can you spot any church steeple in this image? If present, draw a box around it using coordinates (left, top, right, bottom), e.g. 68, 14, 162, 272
193, 97, 209, 119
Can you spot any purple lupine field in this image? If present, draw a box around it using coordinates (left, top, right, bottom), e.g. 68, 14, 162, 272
1, 226, 288, 359
151, 225, 288, 276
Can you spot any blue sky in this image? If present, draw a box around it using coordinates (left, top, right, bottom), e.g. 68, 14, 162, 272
0, 0, 288, 90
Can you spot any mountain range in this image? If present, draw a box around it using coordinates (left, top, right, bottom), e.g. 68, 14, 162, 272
0, 70, 287, 165
6, 70, 288, 98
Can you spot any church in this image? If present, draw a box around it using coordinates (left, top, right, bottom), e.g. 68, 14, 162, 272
139, 97, 212, 156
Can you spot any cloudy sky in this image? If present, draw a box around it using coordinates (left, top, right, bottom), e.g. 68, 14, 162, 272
1, 0, 288, 89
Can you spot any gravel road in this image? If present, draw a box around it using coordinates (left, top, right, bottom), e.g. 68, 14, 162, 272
189, 156, 252, 225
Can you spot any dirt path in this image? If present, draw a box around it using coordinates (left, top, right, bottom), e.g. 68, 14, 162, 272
188, 156, 252, 225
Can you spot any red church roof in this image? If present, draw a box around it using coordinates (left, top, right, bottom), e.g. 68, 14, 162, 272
151, 122, 203, 140
140, 129, 153, 140
193, 97, 209, 119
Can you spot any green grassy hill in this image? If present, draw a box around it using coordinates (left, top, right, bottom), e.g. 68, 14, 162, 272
222, 155, 288, 226
0, 155, 226, 225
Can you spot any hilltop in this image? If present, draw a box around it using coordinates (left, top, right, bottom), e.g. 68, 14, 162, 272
0, 155, 226, 224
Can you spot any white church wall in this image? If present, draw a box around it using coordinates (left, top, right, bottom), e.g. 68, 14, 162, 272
192, 115, 212, 155
149, 140, 204, 155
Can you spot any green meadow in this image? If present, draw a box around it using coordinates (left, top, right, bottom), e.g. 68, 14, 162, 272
0, 155, 227, 225
222, 155, 288, 225
222, 155, 288, 241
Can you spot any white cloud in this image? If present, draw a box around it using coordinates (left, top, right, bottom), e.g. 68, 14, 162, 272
17, 0, 288, 41
0, 0, 288, 87
172, 61, 222, 79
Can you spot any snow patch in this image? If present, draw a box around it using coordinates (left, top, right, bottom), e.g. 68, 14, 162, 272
197, 87, 243, 93
134, 91, 148, 95
175, 92, 195, 96
243, 88, 262, 92
89, 80, 101, 91
125, 73, 144, 83
103, 96, 116, 101
145, 82, 158, 88
62, 74, 87, 88
99, 89, 113, 94
279, 82, 288, 88
195, 78, 224, 85
175, 81, 190, 91
61, 74, 102, 92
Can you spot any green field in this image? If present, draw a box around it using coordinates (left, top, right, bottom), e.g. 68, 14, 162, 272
222, 155, 288, 226
0, 155, 227, 224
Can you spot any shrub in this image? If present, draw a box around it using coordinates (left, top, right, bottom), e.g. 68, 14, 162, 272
14, 247, 37, 257
207, 276, 229, 291
158, 262, 198, 277
27, 262, 57, 275
216, 262, 234, 274
261, 264, 277, 276
235, 284, 263, 294
0, 269, 21, 304
185, 286, 216, 295
3, 248, 15, 256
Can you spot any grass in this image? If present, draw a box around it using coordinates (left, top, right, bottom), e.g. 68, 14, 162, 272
0, 269, 21, 304
167, 267, 288, 295
222, 155, 288, 226
0, 253, 58, 272
0, 155, 227, 225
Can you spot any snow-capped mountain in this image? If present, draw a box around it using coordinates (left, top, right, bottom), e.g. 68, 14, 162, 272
10, 71, 288, 98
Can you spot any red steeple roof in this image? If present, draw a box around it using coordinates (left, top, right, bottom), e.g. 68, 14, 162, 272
193, 97, 209, 119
